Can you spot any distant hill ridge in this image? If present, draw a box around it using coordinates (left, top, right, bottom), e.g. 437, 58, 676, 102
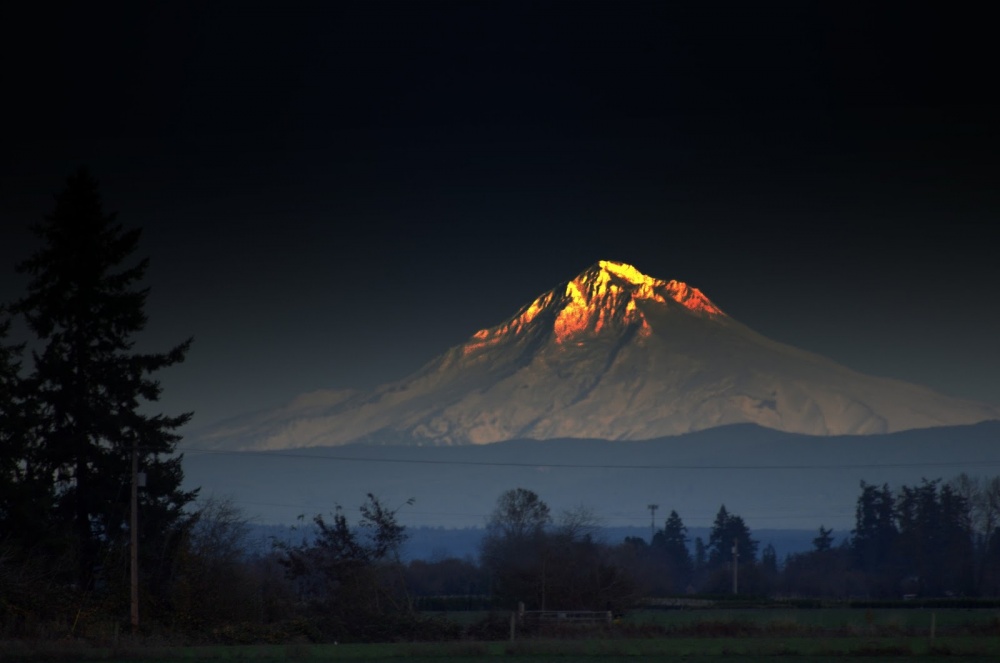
182, 420, 1000, 530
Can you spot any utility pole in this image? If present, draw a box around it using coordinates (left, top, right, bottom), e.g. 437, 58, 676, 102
732, 538, 739, 595
130, 439, 139, 632
647, 504, 659, 544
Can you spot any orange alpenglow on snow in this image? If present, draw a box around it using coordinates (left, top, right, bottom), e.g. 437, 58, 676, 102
600, 260, 723, 316
463, 260, 724, 353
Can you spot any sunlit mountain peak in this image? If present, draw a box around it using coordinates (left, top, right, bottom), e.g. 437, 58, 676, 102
597, 259, 654, 286
461, 260, 725, 355
594, 260, 724, 316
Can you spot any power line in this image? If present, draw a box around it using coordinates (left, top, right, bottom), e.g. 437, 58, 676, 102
176, 446, 1000, 471
200, 495, 856, 527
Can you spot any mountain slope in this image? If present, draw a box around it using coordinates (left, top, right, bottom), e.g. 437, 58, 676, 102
195, 260, 999, 450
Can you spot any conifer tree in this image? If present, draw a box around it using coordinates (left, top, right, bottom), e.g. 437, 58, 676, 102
0, 315, 25, 516
652, 509, 692, 591
707, 504, 758, 566
11, 167, 196, 593
851, 481, 898, 584
0, 314, 49, 544
813, 526, 835, 552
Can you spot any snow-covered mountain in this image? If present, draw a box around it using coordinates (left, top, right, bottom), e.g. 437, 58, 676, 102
195, 260, 999, 450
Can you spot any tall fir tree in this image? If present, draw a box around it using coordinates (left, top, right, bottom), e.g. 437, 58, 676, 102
0, 313, 50, 546
0, 314, 25, 522
11, 168, 196, 594
707, 504, 758, 566
651, 509, 693, 591
851, 482, 898, 576
937, 481, 975, 595
850, 481, 900, 596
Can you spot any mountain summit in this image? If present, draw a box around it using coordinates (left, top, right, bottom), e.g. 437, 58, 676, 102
197, 261, 1000, 450
463, 260, 725, 357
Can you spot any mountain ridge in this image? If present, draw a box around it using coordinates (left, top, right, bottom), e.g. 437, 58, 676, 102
181, 420, 1000, 529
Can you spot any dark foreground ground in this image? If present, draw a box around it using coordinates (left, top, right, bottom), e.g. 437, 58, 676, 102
4, 607, 1000, 661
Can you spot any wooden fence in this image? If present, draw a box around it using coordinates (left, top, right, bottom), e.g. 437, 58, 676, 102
509, 604, 613, 640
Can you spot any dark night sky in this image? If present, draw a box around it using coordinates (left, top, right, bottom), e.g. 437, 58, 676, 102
3, 1, 999, 433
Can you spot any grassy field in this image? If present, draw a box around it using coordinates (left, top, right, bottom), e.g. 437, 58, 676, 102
623, 605, 1000, 633
4, 637, 1000, 662
4, 607, 1000, 661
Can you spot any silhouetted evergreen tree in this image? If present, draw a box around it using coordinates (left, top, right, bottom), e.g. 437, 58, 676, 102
757, 543, 779, 593
10, 168, 196, 596
692, 535, 707, 588
896, 478, 974, 596
937, 481, 975, 595
0, 313, 56, 572
813, 526, 834, 552
651, 509, 693, 592
760, 543, 778, 574
851, 481, 898, 595
707, 505, 758, 566
694, 536, 706, 569
0, 316, 40, 536
700, 505, 758, 594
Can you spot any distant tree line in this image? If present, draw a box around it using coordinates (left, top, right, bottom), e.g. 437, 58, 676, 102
778, 475, 1000, 599
618, 475, 1000, 602
467, 476, 1000, 609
